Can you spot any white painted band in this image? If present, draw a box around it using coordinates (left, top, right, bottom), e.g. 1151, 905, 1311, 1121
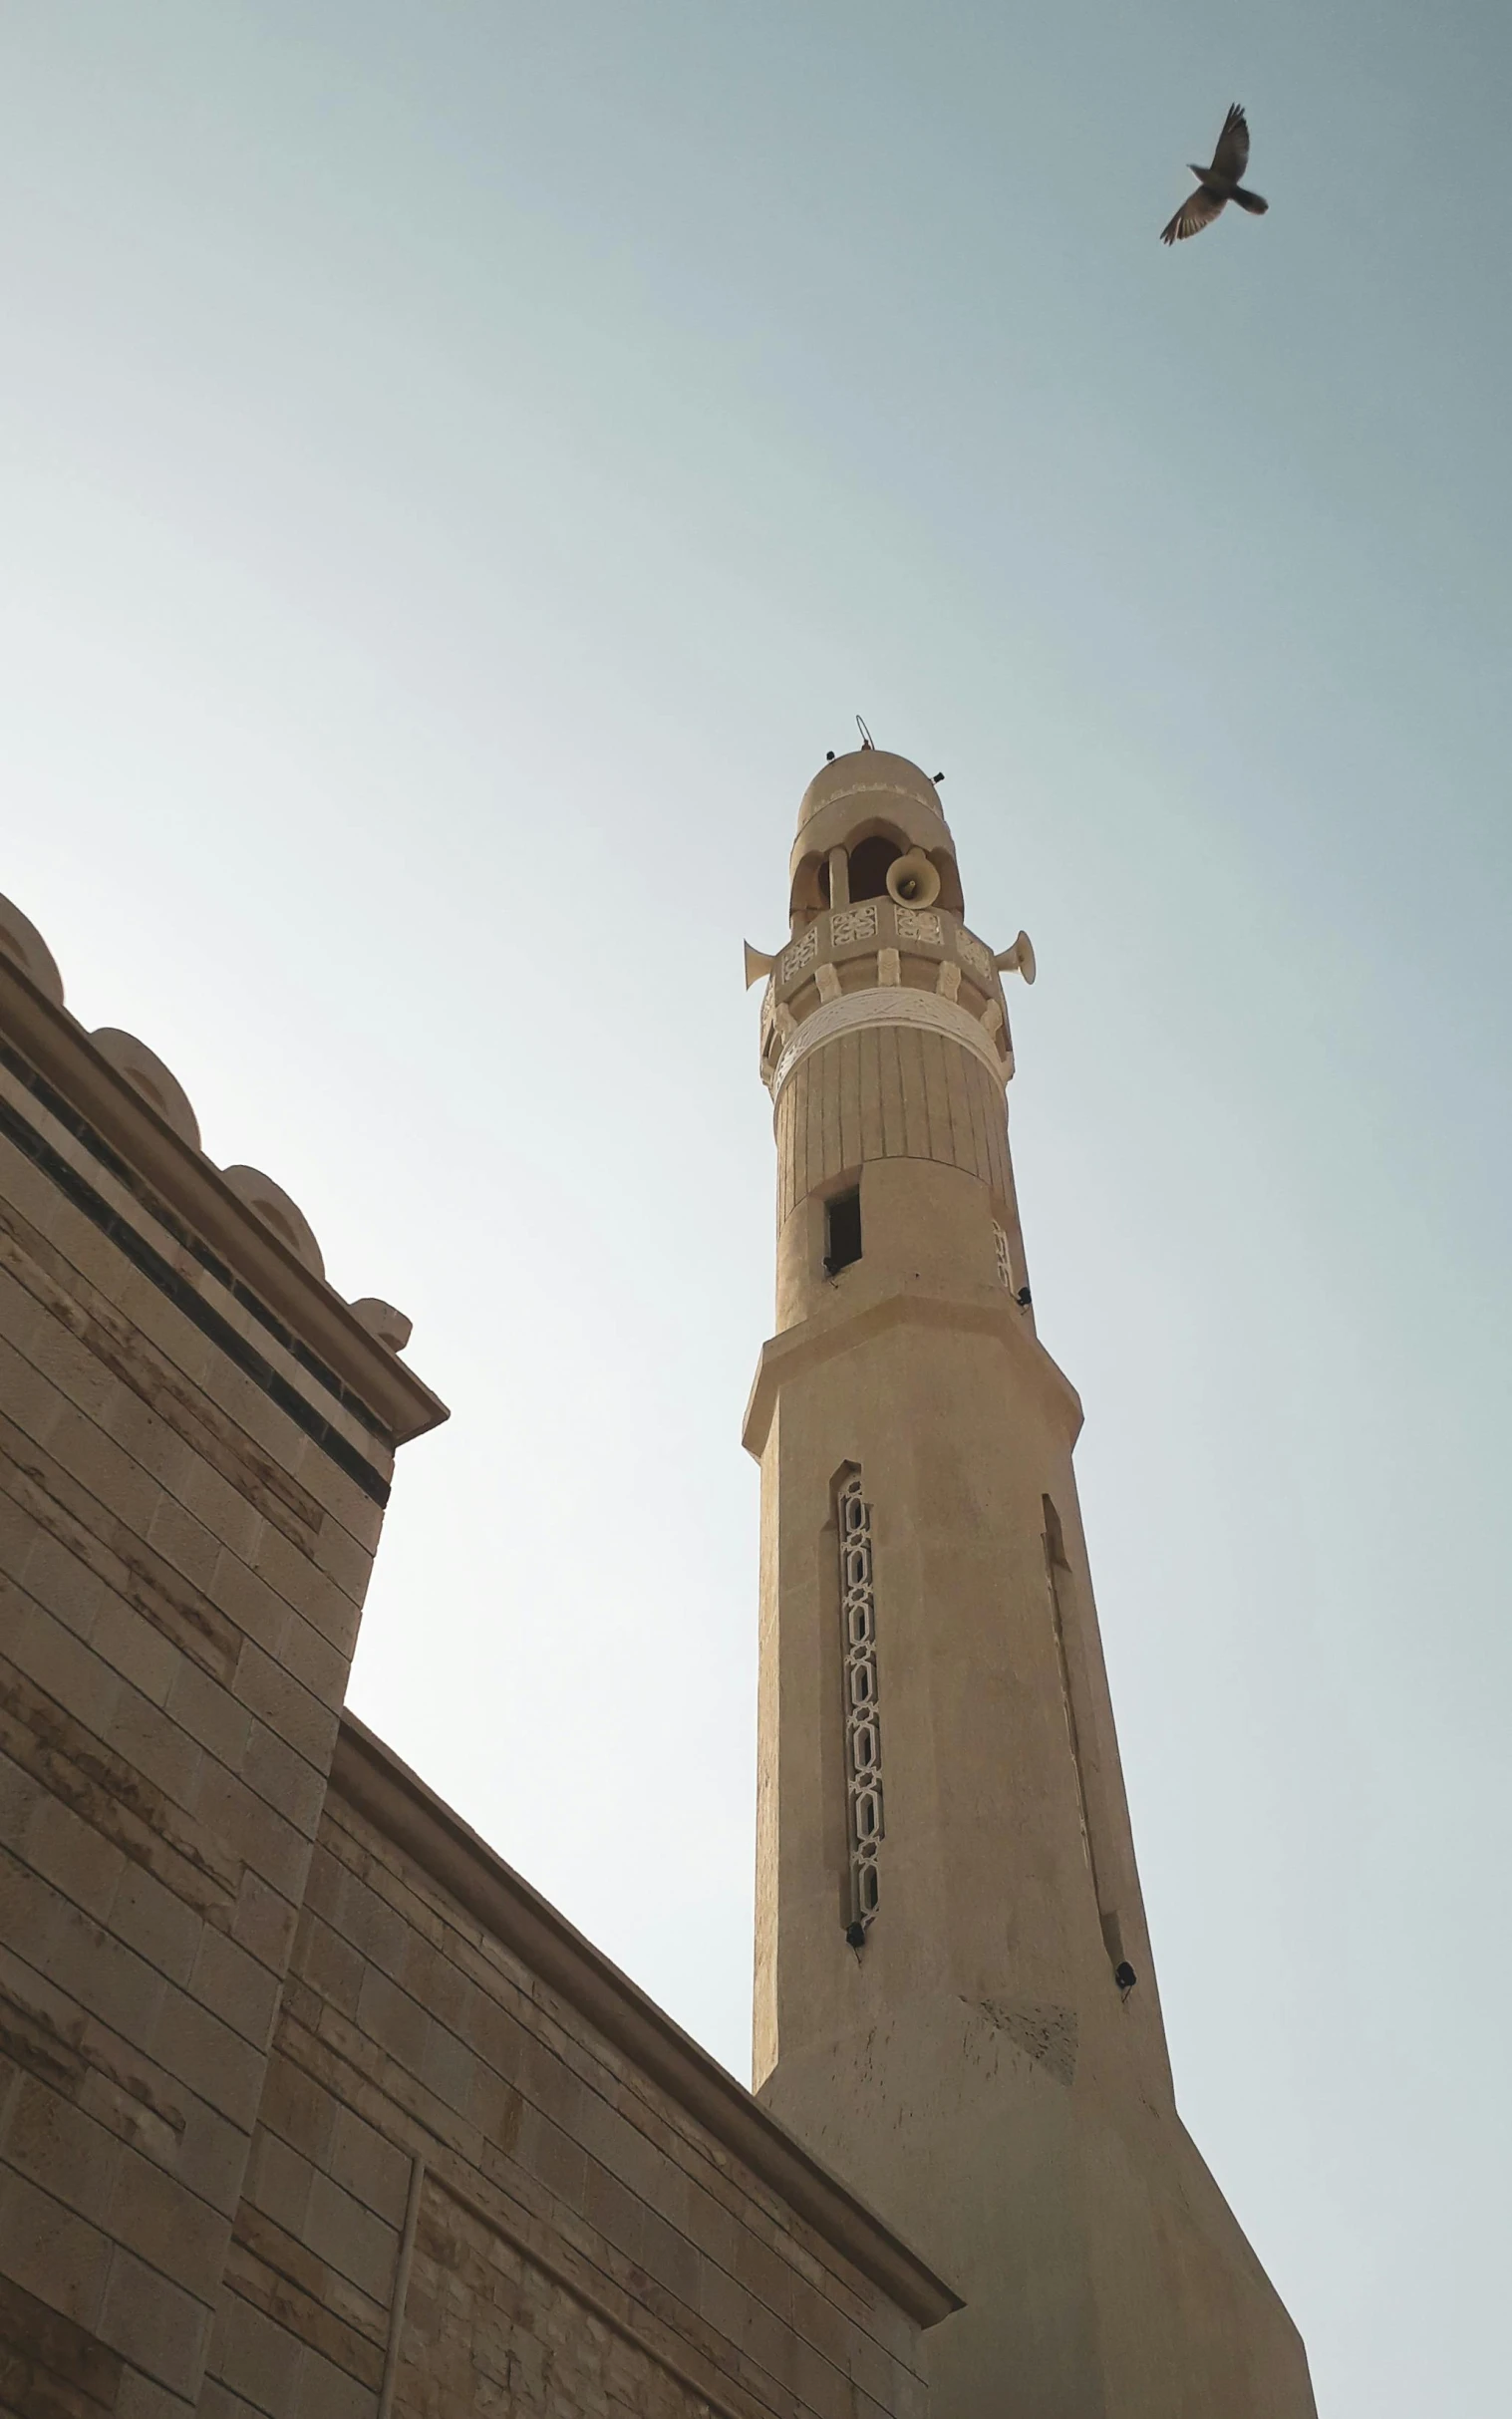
768, 985, 1008, 1102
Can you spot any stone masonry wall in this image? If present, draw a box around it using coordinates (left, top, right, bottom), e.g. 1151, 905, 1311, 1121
0, 981, 427, 2419
199, 1726, 939, 2419
0, 921, 950, 2419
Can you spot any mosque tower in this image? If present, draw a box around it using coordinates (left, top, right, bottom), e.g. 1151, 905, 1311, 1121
743, 746, 1316, 2418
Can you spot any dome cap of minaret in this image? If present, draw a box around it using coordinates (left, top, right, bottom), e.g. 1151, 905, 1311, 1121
789, 747, 962, 918
793, 747, 953, 861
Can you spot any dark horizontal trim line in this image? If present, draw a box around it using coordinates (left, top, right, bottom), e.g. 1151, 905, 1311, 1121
0, 1087, 391, 1509
0, 1039, 387, 1442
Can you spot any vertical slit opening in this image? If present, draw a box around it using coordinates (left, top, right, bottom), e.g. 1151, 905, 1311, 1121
1045, 1496, 1127, 1986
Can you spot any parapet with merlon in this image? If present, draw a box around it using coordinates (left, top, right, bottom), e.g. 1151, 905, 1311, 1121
0, 887, 447, 1462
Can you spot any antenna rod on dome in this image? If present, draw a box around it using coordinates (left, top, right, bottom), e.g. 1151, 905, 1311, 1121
855, 715, 875, 751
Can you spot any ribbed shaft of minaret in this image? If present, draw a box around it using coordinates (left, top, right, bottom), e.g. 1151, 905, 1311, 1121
743, 748, 1316, 2419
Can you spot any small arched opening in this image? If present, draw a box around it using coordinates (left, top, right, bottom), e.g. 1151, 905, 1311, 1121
846, 834, 904, 902
789, 854, 827, 928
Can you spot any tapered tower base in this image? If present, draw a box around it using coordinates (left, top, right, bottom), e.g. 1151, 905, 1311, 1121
762, 2012, 1313, 2418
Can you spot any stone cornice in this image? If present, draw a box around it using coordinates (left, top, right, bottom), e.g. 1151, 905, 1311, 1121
0, 953, 447, 1446
742, 1285, 1084, 1460
330, 1713, 962, 2330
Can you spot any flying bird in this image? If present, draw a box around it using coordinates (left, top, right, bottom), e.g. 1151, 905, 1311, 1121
1160, 104, 1269, 245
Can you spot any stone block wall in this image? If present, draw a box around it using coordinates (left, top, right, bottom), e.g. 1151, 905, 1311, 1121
0, 925, 444, 2419
200, 1719, 950, 2419
0, 908, 953, 2419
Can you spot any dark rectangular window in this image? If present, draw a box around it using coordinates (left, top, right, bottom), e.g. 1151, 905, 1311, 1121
824, 1187, 862, 1274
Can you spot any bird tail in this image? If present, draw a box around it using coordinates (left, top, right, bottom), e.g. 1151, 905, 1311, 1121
1233, 186, 1269, 214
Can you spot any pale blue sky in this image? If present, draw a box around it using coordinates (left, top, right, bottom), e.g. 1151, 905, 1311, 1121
4, 8, 1509, 2413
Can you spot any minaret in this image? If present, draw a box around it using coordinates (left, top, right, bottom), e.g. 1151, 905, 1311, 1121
744, 748, 1315, 2419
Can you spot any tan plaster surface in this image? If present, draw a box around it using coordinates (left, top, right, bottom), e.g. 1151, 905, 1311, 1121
750, 752, 1317, 2419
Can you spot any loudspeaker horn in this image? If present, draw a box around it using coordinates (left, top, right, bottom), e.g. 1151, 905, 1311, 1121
886, 851, 942, 908
744, 941, 777, 990
993, 931, 1037, 985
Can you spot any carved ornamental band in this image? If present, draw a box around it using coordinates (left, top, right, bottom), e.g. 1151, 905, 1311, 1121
767, 984, 1009, 1101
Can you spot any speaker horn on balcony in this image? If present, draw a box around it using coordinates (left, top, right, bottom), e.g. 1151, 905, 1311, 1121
994, 931, 1037, 985
886, 852, 941, 908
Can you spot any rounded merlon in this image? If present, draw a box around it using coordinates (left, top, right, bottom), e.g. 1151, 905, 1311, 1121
0, 894, 65, 1007
221, 1164, 326, 1280
92, 1029, 202, 1150
350, 1297, 414, 1354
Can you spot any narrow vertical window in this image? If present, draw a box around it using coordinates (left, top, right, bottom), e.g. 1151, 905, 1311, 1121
824, 1187, 862, 1275
1045, 1497, 1125, 1973
1044, 1497, 1095, 1886
837, 1469, 883, 1939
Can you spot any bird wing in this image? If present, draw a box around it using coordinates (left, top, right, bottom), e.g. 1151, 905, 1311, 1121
1210, 102, 1250, 179
1159, 185, 1226, 244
